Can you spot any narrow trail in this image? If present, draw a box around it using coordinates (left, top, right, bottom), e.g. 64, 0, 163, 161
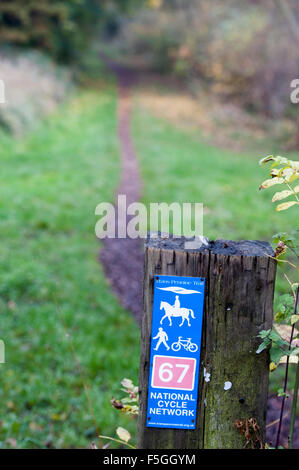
98, 54, 298, 447
99, 55, 143, 324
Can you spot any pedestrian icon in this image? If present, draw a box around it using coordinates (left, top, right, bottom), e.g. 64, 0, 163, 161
153, 327, 170, 351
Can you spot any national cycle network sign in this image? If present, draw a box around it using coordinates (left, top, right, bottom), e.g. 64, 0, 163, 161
146, 274, 205, 430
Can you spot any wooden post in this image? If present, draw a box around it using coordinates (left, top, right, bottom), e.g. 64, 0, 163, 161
137, 235, 276, 449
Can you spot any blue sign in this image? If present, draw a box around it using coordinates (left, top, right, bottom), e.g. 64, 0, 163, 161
146, 275, 205, 430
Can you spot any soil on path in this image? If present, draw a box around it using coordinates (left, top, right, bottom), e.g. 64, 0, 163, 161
99, 55, 143, 324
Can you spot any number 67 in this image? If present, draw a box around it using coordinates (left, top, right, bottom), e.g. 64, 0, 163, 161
159, 362, 190, 384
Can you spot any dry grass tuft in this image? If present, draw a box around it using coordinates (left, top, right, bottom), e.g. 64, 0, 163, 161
0, 50, 72, 135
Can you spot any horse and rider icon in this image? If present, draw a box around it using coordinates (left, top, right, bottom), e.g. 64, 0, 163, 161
159, 294, 195, 327
153, 328, 198, 353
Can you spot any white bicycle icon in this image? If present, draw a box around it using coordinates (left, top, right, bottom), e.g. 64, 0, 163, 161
171, 337, 198, 353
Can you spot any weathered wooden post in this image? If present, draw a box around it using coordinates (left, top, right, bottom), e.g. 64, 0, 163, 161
138, 235, 276, 449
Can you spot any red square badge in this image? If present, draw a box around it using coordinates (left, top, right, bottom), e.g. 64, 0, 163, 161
151, 355, 196, 391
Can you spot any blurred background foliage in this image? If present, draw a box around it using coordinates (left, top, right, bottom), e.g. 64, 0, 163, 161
1, 0, 299, 144
0, 0, 145, 134
111, 0, 299, 148
0, 0, 99, 62
0, 0, 298, 449
0, 0, 144, 62
115, 0, 298, 117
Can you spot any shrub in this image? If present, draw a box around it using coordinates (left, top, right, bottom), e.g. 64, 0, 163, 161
0, 49, 72, 135
115, 1, 299, 119
0, 1, 101, 62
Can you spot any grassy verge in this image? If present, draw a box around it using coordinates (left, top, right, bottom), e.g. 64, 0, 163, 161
0, 88, 140, 448
132, 106, 298, 394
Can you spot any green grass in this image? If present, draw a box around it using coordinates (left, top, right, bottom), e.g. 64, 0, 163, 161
133, 108, 296, 241
0, 88, 140, 448
132, 107, 298, 395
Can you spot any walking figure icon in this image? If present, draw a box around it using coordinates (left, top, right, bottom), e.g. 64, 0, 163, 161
171, 336, 198, 353
153, 327, 170, 351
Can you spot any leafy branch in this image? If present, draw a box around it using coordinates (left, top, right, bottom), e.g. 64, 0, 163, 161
98, 378, 140, 449
259, 155, 299, 211
111, 378, 139, 416
258, 155, 299, 449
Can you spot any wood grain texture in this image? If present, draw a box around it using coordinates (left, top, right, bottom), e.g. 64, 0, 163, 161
137, 235, 276, 449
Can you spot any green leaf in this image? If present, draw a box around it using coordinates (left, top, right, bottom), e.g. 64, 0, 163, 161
269, 328, 290, 349
256, 342, 269, 354
277, 388, 290, 398
272, 232, 296, 247
275, 294, 295, 323
121, 397, 137, 404
256, 332, 271, 354
258, 329, 271, 339
270, 345, 285, 365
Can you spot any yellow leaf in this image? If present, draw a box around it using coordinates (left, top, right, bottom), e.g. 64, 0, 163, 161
259, 178, 285, 190
272, 190, 293, 202
259, 155, 275, 165
269, 362, 277, 371
291, 314, 299, 325
116, 427, 131, 443
281, 168, 295, 181
51, 413, 67, 421
276, 201, 298, 211
287, 172, 299, 183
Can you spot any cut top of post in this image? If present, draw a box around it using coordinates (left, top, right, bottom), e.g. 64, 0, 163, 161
146, 234, 274, 257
